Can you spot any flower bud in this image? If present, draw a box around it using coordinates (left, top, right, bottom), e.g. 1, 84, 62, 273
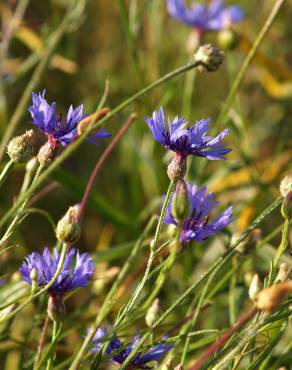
275, 263, 290, 283
217, 29, 239, 50
47, 294, 65, 321
248, 274, 261, 302
37, 141, 56, 166
171, 180, 189, 223
56, 205, 81, 244
145, 298, 160, 327
194, 44, 224, 72
161, 358, 174, 370
233, 229, 261, 255
29, 267, 38, 283
7, 130, 36, 163
26, 156, 38, 173
256, 281, 292, 312
279, 175, 292, 197
281, 191, 292, 220
167, 154, 186, 182
150, 239, 156, 251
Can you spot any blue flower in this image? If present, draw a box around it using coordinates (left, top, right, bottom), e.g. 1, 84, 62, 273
165, 181, 232, 244
167, 0, 243, 32
28, 90, 110, 147
145, 107, 231, 160
91, 328, 172, 369
19, 247, 95, 295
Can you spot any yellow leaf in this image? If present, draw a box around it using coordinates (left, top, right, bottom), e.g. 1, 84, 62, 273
16, 26, 43, 51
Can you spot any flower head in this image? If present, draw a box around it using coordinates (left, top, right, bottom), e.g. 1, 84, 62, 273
145, 107, 231, 160
28, 90, 110, 147
91, 328, 172, 369
19, 247, 95, 295
167, 0, 243, 32
165, 181, 232, 244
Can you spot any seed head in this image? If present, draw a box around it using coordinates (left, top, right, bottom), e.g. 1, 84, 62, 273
167, 154, 187, 182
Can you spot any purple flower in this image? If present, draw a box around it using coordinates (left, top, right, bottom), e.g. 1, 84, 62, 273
167, 0, 243, 32
28, 90, 110, 147
91, 328, 172, 369
165, 181, 232, 244
145, 107, 231, 160
19, 247, 95, 295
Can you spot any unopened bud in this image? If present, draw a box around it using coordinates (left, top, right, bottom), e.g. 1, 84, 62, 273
279, 175, 292, 198
26, 156, 38, 173
37, 141, 56, 166
256, 281, 292, 312
194, 44, 224, 72
145, 298, 160, 327
150, 239, 155, 251
217, 29, 239, 50
275, 263, 290, 283
29, 267, 38, 283
233, 229, 261, 255
7, 130, 36, 163
161, 358, 174, 370
281, 191, 292, 220
56, 205, 81, 244
248, 274, 261, 302
47, 294, 65, 321
171, 180, 189, 223
167, 154, 186, 182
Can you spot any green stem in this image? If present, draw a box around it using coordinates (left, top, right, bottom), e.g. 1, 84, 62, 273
0, 159, 14, 188
46, 321, 59, 370
0, 59, 204, 231
68, 181, 175, 370
142, 224, 181, 310
273, 219, 290, 268
0, 243, 67, 322
116, 197, 282, 370
0, 165, 43, 247
0, 0, 80, 161
216, 0, 286, 126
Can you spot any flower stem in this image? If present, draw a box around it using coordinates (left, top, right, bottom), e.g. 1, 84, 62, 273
0, 159, 14, 188
46, 320, 60, 370
189, 308, 258, 370
0, 164, 43, 247
0, 59, 204, 231
77, 113, 137, 222
34, 315, 50, 370
0, 0, 81, 161
142, 225, 181, 310
273, 219, 290, 269
216, 0, 286, 126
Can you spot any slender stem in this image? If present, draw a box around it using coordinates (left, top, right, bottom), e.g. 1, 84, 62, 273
0, 59, 204, 230
216, 0, 286, 126
46, 320, 59, 370
0, 165, 43, 247
116, 197, 282, 370
0, 159, 14, 188
273, 219, 290, 268
34, 315, 50, 370
77, 113, 137, 222
189, 308, 258, 370
0, 0, 80, 161
142, 225, 181, 310
68, 181, 175, 370
180, 268, 218, 366
0, 243, 68, 322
